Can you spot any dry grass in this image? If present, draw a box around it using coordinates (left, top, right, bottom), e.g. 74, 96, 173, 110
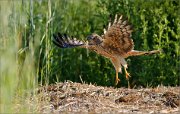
19, 81, 180, 113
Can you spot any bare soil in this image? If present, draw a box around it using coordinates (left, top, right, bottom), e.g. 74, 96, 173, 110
34, 81, 179, 113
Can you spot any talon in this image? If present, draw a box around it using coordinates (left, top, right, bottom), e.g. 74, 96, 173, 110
125, 69, 131, 80
124, 68, 131, 88
115, 78, 120, 85
126, 72, 131, 80
115, 71, 120, 85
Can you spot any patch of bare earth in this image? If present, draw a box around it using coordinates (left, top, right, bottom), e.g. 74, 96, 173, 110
32, 81, 179, 113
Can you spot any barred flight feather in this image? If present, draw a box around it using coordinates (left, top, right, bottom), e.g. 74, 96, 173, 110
53, 33, 85, 48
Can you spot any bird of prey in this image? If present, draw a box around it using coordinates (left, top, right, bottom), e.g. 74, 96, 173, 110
53, 14, 160, 86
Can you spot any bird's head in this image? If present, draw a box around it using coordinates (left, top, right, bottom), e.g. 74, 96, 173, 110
87, 33, 103, 45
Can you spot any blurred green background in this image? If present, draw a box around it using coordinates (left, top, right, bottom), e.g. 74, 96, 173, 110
0, 0, 179, 112
46, 0, 179, 87
1, 0, 180, 87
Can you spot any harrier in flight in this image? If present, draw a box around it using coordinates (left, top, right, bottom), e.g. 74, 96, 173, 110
53, 14, 160, 86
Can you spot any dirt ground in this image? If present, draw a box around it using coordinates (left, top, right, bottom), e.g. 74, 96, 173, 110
33, 81, 179, 113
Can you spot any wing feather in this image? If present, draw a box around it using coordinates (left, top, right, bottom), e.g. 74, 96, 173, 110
53, 33, 85, 48
103, 15, 134, 55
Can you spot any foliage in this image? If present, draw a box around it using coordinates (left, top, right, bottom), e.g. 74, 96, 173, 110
0, 0, 179, 113
98, 0, 180, 87
47, 0, 179, 87
0, 1, 37, 113
0, 0, 179, 112
30, 0, 180, 87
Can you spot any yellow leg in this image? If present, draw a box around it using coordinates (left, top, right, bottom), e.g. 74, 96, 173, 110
124, 68, 131, 88
124, 68, 130, 80
115, 71, 120, 85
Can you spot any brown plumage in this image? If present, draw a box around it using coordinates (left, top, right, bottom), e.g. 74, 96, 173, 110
53, 14, 161, 86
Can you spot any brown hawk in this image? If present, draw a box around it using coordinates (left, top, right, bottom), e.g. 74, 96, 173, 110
53, 14, 160, 86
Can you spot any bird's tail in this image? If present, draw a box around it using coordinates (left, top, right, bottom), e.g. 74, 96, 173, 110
127, 50, 161, 57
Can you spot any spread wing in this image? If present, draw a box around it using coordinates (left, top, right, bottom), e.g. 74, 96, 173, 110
53, 33, 85, 48
102, 14, 134, 55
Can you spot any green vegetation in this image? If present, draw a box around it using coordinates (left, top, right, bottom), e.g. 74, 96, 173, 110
0, 0, 179, 113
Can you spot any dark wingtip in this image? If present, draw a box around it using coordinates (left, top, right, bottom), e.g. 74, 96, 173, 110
52, 32, 85, 48
52, 33, 65, 48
